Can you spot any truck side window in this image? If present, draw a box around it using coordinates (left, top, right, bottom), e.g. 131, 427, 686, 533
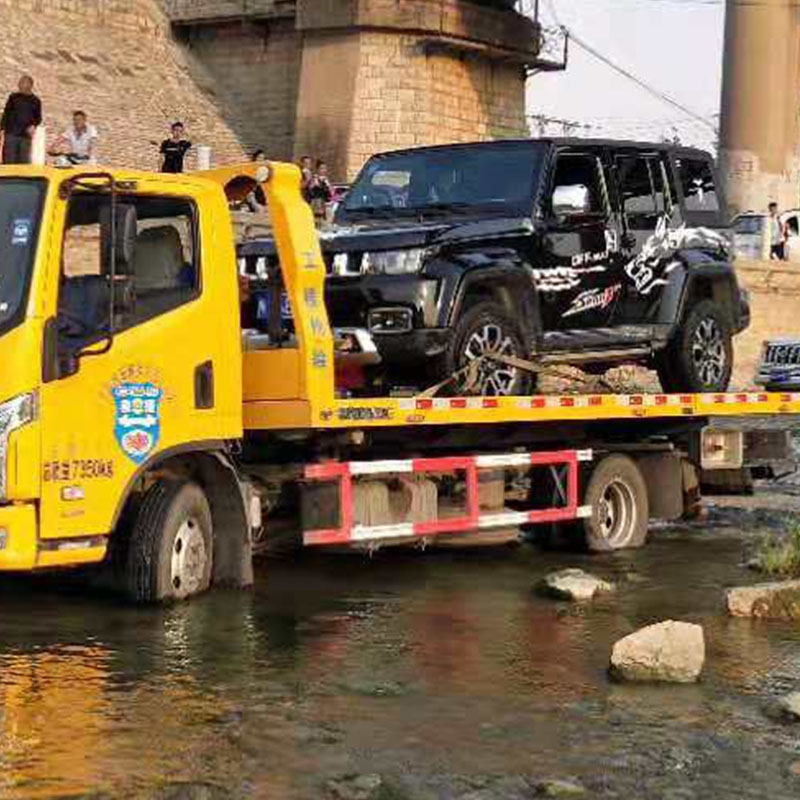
677, 157, 720, 212
59, 194, 199, 341
550, 154, 608, 219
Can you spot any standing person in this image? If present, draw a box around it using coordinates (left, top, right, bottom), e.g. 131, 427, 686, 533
0, 75, 42, 165
246, 149, 268, 213
309, 159, 333, 221
158, 122, 192, 174
768, 202, 787, 261
299, 155, 314, 202
53, 110, 98, 165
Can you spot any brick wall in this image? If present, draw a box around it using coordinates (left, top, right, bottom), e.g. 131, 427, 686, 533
0, 0, 246, 169
176, 18, 302, 160
316, 30, 528, 180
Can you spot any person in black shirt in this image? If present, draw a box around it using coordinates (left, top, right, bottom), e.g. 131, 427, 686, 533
159, 122, 191, 173
0, 75, 42, 165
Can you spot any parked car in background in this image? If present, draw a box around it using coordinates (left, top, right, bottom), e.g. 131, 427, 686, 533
732, 209, 800, 262
756, 339, 800, 390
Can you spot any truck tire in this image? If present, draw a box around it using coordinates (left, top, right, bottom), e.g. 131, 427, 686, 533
126, 480, 213, 603
657, 300, 733, 393
582, 455, 649, 552
445, 300, 533, 396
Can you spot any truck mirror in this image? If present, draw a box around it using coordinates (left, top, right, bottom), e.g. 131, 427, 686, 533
100, 202, 138, 274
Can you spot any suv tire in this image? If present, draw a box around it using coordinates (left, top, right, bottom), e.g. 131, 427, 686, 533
657, 299, 733, 393
444, 301, 532, 396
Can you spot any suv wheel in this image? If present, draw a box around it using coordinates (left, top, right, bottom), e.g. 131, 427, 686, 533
657, 299, 733, 393
445, 301, 532, 396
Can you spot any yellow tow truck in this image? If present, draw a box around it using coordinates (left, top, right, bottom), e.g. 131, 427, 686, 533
0, 160, 794, 602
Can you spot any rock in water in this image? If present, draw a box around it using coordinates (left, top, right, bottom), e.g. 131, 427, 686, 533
764, 692, 800, 724
536, 568, 614, 601
610, 621, 705, 683
725, 581, 800, 620
535, 779, 586, 797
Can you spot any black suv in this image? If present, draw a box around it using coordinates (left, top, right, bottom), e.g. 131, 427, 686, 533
246, 139, 750, 395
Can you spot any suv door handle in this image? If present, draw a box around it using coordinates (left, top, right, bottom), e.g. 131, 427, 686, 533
194, 360, 215, 409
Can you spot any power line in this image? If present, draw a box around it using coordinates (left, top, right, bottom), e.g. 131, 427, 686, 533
566, 30, 718, 132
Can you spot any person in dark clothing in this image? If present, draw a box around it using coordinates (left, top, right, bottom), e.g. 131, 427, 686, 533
159, 122, 191, 173
0, 75, 42, 165
308, 160, 333, 220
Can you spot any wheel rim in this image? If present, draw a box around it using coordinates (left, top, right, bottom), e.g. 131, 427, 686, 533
170, 518, 208, 599
461, 323, 519, 396
596, 479, 637, 548
691, 316, 726, 387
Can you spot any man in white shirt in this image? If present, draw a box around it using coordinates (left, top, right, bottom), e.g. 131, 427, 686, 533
768, 202, 787, 261
55, 110, 98, 165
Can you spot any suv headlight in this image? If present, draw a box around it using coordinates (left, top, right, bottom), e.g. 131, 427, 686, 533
362, 249, 426, 276
0, 392, 37, 501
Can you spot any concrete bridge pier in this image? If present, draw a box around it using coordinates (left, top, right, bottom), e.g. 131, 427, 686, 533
719, 0, 800, 215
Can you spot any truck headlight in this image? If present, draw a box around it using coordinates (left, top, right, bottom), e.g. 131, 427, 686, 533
362, 249, 426, 276
0, 392, 37, 501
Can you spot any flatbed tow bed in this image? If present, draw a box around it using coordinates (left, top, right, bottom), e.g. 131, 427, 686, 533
0, 160, 794, 601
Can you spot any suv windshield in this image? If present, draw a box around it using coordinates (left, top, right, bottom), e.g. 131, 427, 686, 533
338, 141, 546, 222
733, 215, 764, 235
0, 178, 45, 334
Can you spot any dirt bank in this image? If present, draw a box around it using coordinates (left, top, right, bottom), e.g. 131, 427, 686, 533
734, 262, 800, 389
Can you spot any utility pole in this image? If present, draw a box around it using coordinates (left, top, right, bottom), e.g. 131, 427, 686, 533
719, 0, 800, 214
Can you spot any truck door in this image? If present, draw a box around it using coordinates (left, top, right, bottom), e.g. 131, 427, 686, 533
37, 183, 241, 543
539, 150, 621, 332
613, 152, 676, 324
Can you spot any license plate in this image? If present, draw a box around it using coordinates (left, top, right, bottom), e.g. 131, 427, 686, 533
764, 343, 800, 365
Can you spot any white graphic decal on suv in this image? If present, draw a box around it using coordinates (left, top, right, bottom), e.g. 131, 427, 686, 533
533, 265, 606, 293
624, 216, 729, 296
563, 284, 622, 318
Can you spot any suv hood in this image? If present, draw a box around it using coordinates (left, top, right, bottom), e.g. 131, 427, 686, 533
239, 216, 534, 258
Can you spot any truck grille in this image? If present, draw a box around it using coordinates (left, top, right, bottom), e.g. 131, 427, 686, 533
764, 343, 800, 365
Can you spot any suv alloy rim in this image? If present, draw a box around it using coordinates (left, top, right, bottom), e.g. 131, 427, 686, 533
463, 323, 519, 395
691, 316, 726, 387
170, 517, 208, 597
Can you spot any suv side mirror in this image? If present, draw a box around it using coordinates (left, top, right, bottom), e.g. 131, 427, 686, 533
552, 184, 591, 218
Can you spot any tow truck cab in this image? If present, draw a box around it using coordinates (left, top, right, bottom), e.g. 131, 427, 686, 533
0, 165, 245, 573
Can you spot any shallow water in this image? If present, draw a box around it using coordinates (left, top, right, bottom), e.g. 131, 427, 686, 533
2, 518, 800, 799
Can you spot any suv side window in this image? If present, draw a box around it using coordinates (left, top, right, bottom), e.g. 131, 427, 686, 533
676, 157, 720, 212
617, 154, 672, 229
550, 153, 609, 218
59, 194, 199, 343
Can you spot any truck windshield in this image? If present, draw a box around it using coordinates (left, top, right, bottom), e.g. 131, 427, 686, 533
338, 141, 546, 222
0, 178, 45, 334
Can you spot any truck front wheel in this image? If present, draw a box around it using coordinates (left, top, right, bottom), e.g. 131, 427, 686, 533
126, 480, 213, 603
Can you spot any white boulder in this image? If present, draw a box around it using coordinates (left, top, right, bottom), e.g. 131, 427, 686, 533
537, 568, 614, 602
610, 621, 705, 683
725, 580, 800, 620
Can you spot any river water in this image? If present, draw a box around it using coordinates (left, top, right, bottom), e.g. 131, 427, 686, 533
1, 508, 800, 799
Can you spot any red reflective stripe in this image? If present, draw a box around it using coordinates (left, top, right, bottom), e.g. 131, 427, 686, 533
532, 397, 547, 408
416, 399, 433, 410
655, 395, 667, 406
560, 397, 575, 407
589, 396, 602, 406
450, 399, 467, 409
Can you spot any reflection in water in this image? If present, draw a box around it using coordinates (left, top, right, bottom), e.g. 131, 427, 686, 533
0, 528, 800, 798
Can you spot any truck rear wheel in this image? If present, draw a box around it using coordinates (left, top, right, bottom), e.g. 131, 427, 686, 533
582, 455, 649, 552
126, 480, 213, 603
